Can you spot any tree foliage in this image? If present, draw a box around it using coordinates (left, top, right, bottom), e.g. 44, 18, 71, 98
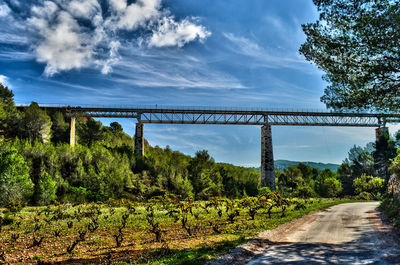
0, 147, 34, 205
353, 174, 385, 195
337, 145, 375, 195
35, 172, 57, 205
23, 102, 52, 143
301, 0, 400, 111
0, 83, 22, 139
374, 130, 397, 181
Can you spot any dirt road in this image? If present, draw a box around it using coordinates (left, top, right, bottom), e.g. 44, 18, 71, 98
245, 202, 399, 265
211, 202, 400, 265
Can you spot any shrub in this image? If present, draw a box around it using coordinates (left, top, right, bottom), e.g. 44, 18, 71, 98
258, 187, 271, 196
0, 212, 15, 226
353, 174, 385, 195
355, 192, 374, 200
380, 194, 400, 229
6, 200, 26, 213
293, 185, 315, 198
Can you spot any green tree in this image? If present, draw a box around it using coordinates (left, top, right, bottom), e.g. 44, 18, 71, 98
300, 0, 400, 111
51, 112, 69, 143
322, 177, 342, 198
77, 118, 104, 146
315, 169, 341, 197
297, 163, 315, 183
337, 161, 353, 195
0, 83, 22, 139
188, 150, 215, 195
374, 131, 397, 181
283, 166, 303, 193
338, 144, 375, 195
110, 122, 123, 134
24, 102, 52, 143
35, 172, 57, 205
170, 173, 193, 198
0, 147, 34, 205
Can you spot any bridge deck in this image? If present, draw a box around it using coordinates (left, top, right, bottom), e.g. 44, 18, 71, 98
17, 104, 400, 127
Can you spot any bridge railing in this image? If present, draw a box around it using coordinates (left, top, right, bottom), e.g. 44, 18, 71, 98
15, 103, 390, 115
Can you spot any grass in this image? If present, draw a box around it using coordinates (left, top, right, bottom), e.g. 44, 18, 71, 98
0, 198, 364, 264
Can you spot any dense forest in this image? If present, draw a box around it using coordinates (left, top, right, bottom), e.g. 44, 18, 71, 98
0, 83, 396, 207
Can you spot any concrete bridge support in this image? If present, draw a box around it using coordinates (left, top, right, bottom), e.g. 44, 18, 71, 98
135, 123, 144, 156
261, 124, 276, 191
70, 117, 76, 147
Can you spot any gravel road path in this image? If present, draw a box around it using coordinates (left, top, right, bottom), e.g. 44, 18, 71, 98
211, 202, 400, 265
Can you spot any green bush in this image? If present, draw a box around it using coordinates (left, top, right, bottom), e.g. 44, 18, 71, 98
380, 194, 400, 229
293, 185, 315, 198
354, 192, 374, 200
353, 174, 385, 195
0, 212, 15, 225
6, 200, 26, 213
258, 186, 271, 196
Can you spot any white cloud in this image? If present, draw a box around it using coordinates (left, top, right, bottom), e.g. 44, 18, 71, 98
112, 51, 246, 90
68, 0, 100, 19
109, 0, 128, 12
223, 33, 263, 57
108, 0, 161, 30
223, 32, 321, 75
0, 3, 10, 17
30, 9, 93, 76
0, 75, 8, 85
149, 16, 211, 48
7, 0, 211, 76
99, 40, 121, 74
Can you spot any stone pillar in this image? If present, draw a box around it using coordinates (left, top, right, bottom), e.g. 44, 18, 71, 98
261, 124, 275, 191
135, 123, 144, 156
70, 117, 76, 147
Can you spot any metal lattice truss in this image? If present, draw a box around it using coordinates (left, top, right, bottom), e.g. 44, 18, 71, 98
56, 106, 398, 127
139, 112, 383, 126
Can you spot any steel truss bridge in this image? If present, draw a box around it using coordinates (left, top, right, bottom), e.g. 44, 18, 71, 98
18, 104, 400, 190
24, 105, 399, 127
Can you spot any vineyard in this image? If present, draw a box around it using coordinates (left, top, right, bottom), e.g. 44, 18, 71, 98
0, 194, 356, 264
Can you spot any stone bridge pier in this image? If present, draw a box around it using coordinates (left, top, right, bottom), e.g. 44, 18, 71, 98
135, 123, 144, 156
261, 124, 276, 191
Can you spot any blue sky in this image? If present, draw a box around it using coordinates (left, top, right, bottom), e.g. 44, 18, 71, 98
0, 0, 392, 166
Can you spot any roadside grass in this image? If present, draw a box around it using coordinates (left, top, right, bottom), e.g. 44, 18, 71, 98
0, 198, 366, 264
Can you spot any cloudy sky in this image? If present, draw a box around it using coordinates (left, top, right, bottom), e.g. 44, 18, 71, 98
0, 0, 392, 166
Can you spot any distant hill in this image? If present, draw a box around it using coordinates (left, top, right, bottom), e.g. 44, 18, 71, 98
249, 160, 340, 172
